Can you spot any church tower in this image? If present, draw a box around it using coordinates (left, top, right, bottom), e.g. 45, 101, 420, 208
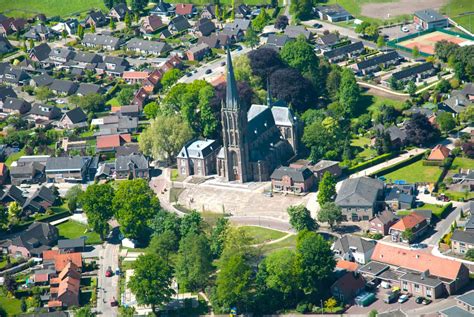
221, 48, 250, 182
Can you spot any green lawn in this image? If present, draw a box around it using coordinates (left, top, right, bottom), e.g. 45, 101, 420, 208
445, 190, 474, 201
0, 256, 18, 270
0, 295, 22, 317
450, 157, 474, 171
5, 149, 25, 167
351, 136, 378, 160
441, 0, 474, 33
260, 234, 297, 254
56, 220, 102, 245
414, 203, 445, 217
355, 93, 406, 118
0, 0, 107, 18
240, 226, 287, 244
384, 160, 442, 183
106, 97, 120, 108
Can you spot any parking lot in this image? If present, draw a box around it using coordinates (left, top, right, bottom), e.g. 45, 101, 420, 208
381, 23, 422, 40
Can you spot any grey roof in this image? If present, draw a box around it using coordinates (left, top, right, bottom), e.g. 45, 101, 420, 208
374, 124, 407, 143
336, 177, 384, 207
58, 238, 85, 249
318, 33, 339, 46
271, 106, 296, 126
400, 271, 443, 287
0, 86, 17, 101
73, 51, 102, 64
284, 25, 311, 39
0, 37, 13, 54
439, 306, 474, 317
392, 62, 434, 81
110, 3, 130, 18
83, 33, 121, 47
377, 309, 408, 317
324, 41, 364, 59
413, 209, 432, 221
30, 43, 51, 61
357, 261, 389, 276
196, 18, 216, 36
76, 83, 102, 95
151, 1, 173, 14
31, 73, 54, 87
357, 51, 401, 70
270, 166, 313, 182
188, 43, 210, 54
48, 47, 75, 61
451, 230, 474, 244
103, 55, 128, 66
333, 234, 376, 254
0, 185, 26, 205
50, 79, 78, 94
457, 290, 474, 307
45, 156, 90, 172
29, 104, 61, 119
224, 18, 250, 31
225, 48, 239, 110
3, 97, 30, 111
87, 10, 107, 25
170, 15, 191, 32
415, 9, 446, 23
266, 34, 291, 48
126, 38, 171, 54
316, 4, 352, 19
63, 107, 87, 124
312, 160, 339, 171
115, 154, 148, 171
178, 139, 219, 159
443, 83, 474, 113
10, 222, 58, 254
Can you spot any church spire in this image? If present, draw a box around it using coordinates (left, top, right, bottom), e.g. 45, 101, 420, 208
266, 76, 272, 107
225, 47, 239, 110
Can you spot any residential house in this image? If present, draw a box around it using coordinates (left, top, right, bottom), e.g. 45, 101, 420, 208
315, 4, 353, 22
284, 25, 312, 40
0, 37, 14, 56
9, 18, 27, 33
389, 212, 428, 242
186, 43, 210, 61
51, 19, 79, 36
48, 262, 81, 308
270, 166, 315, 194
175, 3, 196, 17
123, 71, 149, 84
132, 87, 149, 108
0, 185, 26, 208
150, 1, 175, 16
0, 66, 30, 86
7, 222, 58, 258
113, 105, 140, 117
94, 114, 138, 135
335, 177, 385, 221
0, 86, 17, 107
141, 15, 164, 34
264, 34, 291, 51
358, 243, 469, 298
428, 144, 450, 161
47, 47, 75, 67
0, 163, 7, 185
369, 210, 398, 235
441, 83, 474, 114
45, 156, 92, 183
85, 10, 108, 27
332, 235, 376, 264
413, 209, 433, 225
331, 271, 366, 303
59, 107, 87, 129
414, 9, 448, 30
384, 188, 416, 210
169, 15, 191, 34
323, 41, 364, 63
29, 43, 52, 63
10, 161, 45, 185
451, 230, 474, 255
372, 123, 407, 148
195, 18, 216, 37
440, 291, 474, 316
0, 17, 13, 35
198, 33, 230, 49
82, 33, 121, 50
22, 185, 58, 214
96, 134, 131, 152
126, 38, 171, 56
109, 3, 130, 21
354, 51, 402, 76
72, 51, 102, 69
390, 62, 436, 85
336, 259, 359, 272
27, 103, 62, 124
293, 159, 342, 179
236, 4, 252, 19
50, 79, 78, 96
76, 83, 102, 96
201, 4, 216, 20
58, 238, 85, 253
177, 139, 221, 177
317, 33, 340, 49
115, 154, 150, 180
2, 97, 31, 114
96, 55, 129, 77
24, 24, 54, 41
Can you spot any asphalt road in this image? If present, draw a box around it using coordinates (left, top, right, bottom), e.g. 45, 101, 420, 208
96, 233, 120, 317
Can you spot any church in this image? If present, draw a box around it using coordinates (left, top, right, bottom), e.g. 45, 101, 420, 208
177, 49, 300, 183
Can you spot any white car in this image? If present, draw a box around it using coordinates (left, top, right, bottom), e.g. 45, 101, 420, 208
56, 99, 65, 104
401, 26, 409, 33
398, 294, 410, 303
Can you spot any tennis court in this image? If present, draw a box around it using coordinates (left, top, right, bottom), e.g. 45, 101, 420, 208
398, 30, 472, 55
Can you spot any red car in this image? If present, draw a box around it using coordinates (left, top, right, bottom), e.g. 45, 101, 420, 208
105, 266, 113, 277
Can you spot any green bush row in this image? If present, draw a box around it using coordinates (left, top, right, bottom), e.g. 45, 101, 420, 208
11, 211, 71, 234
346, 152, 397, 175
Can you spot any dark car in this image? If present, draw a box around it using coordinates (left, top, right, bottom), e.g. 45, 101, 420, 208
415, 296, 424, 304
186, 72, 192, 77
220, 61, 226, 66
313, 23, 323, 28
110, 298, 118, 307
205, 69, 212, 74
422, 298, 432, 305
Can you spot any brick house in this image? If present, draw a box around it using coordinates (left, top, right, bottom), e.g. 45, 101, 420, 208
369, 210, 398, 235
186, 43, 210, 61
331, 271, 366, 304
451, 230, 474, 255
389, 212, 428, 243
270, 166, 315, 195
428, 144, 450, 161
177, 139, 220, 177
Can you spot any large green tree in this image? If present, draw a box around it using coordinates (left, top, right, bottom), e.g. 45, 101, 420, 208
317, 172, 337, 205
210, 217, 229, 258
287, 205, 316, 231
338, 68, 360, 116
113, 179, 160, 240
148, 231, 178, 263
129, 253, 174, 314
80, 184, 115, 240
437, 112, 456, 133
317, 202, 343, 230
161, 69, 182, 89
175, 233, 213, 292
179, 210, 204, 237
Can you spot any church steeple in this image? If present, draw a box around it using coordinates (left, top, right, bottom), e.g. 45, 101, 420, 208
225, 47, 239, 110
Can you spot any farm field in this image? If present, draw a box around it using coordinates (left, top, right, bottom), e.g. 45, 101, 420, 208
441, 0, 474, 33
0, 0, 107, 18
383, 160, 443, 183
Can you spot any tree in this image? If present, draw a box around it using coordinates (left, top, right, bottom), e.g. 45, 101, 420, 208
274, 15, 289, 30
20, 298, 27, 312
139, 114, 193, 164
77, 24, 85, 40
376, 35, 385, 49
462, 142, 474, 159
437, 112, 456, 133
35, 86, 53, 102
110, 18, 116, 30
149, 210, 181, 238
90, 23, 96, 34
295, 230, 335, 299
124, 12, 132, 29
318, 172, 336, 205
317, 202, 343, 230
0, 206, 8, 230
402, 228, 414, 242
287, 205, 316, 231
66, 185, 83, 213
3, 273, 16, 294
161, 69, 182, 89
326, 66, 342, 100
368, 309, 378, 317
175, 233, 213, 291
252, 8, 270, 32
338, 68, 360, 116
119, 306, 136, 317
412, 45, 420, 58
325, 297, 337, 310
248, 47, 284, 81
466, 249, 474, 261
104, 0, 114, 9
148, 231, 178, 263
8, 201, 22, 224
80, 184, 115, 240
406, 81, 417, 96
210, 217, 229, 258
143, 101, 159, 119
179, 210, 203, 237
117, 87, 135, 105
405, 113, 439, 146
129, 253, 174, 314
113, 179, 160, 241
70, 93, 106, 113
28, 39, 34, 50
290, 0, 312, 20
245, 27, 259, 49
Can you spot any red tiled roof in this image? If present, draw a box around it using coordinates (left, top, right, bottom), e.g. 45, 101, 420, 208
54, 253, 82, 272
371, 243, 464, 280
428, 144, 450, 161
96, 134, 131, 149
122, 71, 149, 80
176, 3, 194, 15
34, 273, 50, 283
336, 260, 359, 272
47, 300, 62, 307
390, 212, 425, 231
43, 249, 59, 261
0, 163, 6, 176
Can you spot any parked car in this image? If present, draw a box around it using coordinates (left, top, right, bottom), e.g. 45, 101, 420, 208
384, 288, 400, 304
220, 61, 226, 66
398, 294, 410, 303
313, 23, 323, 28
205, 69, 212, 74
422, 298, 432, 305
110, 298, 118, 307
410, 243, 427, 249
105, 266, 113, 277
115, 268, 121, 276
415, 296, 424, 304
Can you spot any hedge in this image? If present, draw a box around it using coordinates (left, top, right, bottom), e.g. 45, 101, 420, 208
345, 152, 397, 175
436, 202, 453, 219
422, 160, 443, 166
9, 210, 71, 234
369, 150, 429, 177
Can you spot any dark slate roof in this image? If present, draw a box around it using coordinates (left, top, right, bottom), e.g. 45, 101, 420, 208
270, 166, 313, 182
73, 51, 102, 64
324, 41, 364, 59
0, 36, 14, 54
170, 15, 191, 32
266, 34, 291, 47
115, 154, 148, 171
76, 83, 101, 95
87, 10, 107, 25
466, 214, 474, 231
29, 103, 61, 119
335, 177, 384, 207
357, 261, 389, 276
439, 306, 474, 317
63, 107, 87, 124
83, 33, 121, 47
110, 3, 130, 18
284, 25, 311, 39
151, 1, 173, 14
357, 51, 400, 70
31, 73, 54, 87
316, 4, 352, 19
10, 222, 58, 252
30, 43, 51, 61
224, 18, 250, 31
0, 185, 26, 205
333, 234, 376, 254
58, 238, 85, 249
103, 55, 128, 66
45, 156, 90, 172
373, 210, 398, 225
50, 79, 78, 94
374, 124, 407, 142
196, 18, 216, 36
414, 9, 446, 23
319, 33, 339, 46
400, 272, 442, 287
456, 290, 474, 307
392, 62, 434, 81
3, 97, 30, 111
178, 139, 219, 159
0, 86, 17, 101
413, 209, 432, 221
451, 230, 474, 244
126, 38, 171, 54
48, 47, 75, 60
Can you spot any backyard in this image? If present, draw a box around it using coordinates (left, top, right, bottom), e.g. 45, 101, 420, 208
383, 160, 443, 183
56, 220, 102, 245
351, 136, 378, 160
0, 295, 22, 317
450, 156, 474, 171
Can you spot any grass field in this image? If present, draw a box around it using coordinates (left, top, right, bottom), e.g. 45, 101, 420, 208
351, 136, 378, 160
354, 93, 406, 118
441, 0, 474, 33
0, 295, 22, 317
260, 234, 297, 254
5, 149, 25, 167
450, 156, 474, 170
240, 226, 287, 244
326, 0, 412, 24
414, 203, 446, 217
384, 160, 443, 183
56, 220, 102, 244
0, 0, 107, 18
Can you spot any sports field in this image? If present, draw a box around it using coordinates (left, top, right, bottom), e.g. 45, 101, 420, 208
398, 30, 472, 55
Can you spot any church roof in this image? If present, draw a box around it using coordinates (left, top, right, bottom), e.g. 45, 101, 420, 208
225, 48, 239, 110
271, 106, 296, 126
179, 139, 219, 159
